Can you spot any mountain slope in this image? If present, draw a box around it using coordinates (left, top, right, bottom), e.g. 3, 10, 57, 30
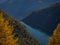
21, 22, 50, 45
22, 3, 60, 36
0, 10, 40, 45
0, 0, 60, 20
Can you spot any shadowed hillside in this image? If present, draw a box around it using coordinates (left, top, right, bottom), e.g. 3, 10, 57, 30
0, 10, 40, 45
48, 23, 60, 45
22, 2, 60, 36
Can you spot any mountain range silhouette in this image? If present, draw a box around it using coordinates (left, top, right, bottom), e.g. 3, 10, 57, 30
22, 2, 60, 36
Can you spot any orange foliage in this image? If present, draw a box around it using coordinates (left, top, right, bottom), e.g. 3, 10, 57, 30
0, 12, 18, 45
48, 23, 60, 45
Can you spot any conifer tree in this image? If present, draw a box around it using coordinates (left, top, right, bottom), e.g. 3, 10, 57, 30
48, 23, 60, 45
0, 11, 18, 45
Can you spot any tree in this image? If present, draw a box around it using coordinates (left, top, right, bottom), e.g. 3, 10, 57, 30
48, 23, 60, 45
0, 11, 18, 45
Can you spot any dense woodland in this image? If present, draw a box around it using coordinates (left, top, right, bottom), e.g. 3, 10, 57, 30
0, 10, 40, 45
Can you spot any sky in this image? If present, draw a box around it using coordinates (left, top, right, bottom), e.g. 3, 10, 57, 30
0, 0, 60, 20
0, 0, 7, 3
0, 0, 60, 45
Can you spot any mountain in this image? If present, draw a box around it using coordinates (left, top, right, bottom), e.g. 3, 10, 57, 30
0, 10, 40, 45
0, 0, 60, 20
22, 2, 60, 36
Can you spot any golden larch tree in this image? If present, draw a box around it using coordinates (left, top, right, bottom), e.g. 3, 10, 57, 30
48, 23, 60, 45
0, 11, 18, 45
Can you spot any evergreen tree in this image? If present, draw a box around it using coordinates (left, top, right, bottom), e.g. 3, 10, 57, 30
48, 23, 60, 45
0, 11, 18, 45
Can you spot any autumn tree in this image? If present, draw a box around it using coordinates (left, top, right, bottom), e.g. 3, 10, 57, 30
48, 23, 60, 45
0, 11, 18, 45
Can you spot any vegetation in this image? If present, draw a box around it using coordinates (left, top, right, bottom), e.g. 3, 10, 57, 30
48, 23, 60, 45
0, 10, 40, 45
0, 11, 18, 45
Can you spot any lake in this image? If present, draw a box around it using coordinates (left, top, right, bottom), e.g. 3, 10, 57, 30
21, 22, 50, 45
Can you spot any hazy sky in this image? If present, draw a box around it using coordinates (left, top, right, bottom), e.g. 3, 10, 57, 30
0, 0, 60, 20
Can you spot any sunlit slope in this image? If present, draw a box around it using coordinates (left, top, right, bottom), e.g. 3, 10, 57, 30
48, 23, 60, 45
0, 10, 40, 45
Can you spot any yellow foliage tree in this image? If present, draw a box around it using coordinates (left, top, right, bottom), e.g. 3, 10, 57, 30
0, 11, 18, 45
48, 23, 60, 45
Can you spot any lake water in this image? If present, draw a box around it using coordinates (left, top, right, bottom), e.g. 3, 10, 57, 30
21, 22, 50, 45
